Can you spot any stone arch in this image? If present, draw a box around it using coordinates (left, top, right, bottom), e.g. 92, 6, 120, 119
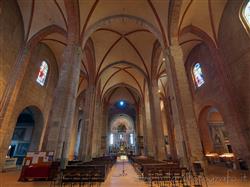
110, 114, 135, 134
98, 61, 148, 81
103, 83, 142, 104
8, 105, 44, 164
198, 106, 232, 157
108, 113, 136, 154
27, 25, 67, 49
151, 40, 162, 79
82, 14, 164, 48
180, 25, 217, 50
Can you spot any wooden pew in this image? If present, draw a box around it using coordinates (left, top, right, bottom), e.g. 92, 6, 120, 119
58, 156, 116, 187
130, 156, 189, 186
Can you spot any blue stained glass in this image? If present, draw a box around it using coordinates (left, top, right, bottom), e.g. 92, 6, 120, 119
193, 63, 205, 88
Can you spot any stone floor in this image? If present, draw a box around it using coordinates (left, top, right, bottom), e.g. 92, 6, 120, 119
0, 162, 250, 187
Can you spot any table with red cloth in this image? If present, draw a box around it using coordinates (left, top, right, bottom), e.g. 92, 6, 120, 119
19, 164, 53, 181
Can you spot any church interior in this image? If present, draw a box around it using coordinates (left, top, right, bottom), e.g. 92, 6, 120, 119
1, 0, 250, 186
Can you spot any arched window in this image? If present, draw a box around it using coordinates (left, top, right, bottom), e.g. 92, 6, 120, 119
243, 1, 250, 25
36, 60, 48, 86
241, 1, 250, 33
192, 63, 205, 88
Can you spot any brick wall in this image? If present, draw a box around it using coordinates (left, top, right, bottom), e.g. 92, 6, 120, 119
185, 43, 223, 154
7, 42, 59, 151
0, 0, 24, 100
218, 0, 250, 139
184, 41, 246, 155
185, 43, 226, 111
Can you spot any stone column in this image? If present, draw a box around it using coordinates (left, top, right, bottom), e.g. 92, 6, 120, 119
144, 88, 155, 157
44, 44, 81, 160
162, 97, 177, 160
95, 101, 107, 156
135, 105, 141, 155
163, 45, 204, 167
78, 85, 95, 161
100, 103, 107, 155
140, 103, 148, 155
102, 105, 109, 155
91, 94, 102, 158
148, 80, 166, 160
68, 106, 81, 160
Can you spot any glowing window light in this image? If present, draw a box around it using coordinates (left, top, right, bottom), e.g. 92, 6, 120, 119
130, 134, 134, 145
119, 101, 124, 106
36, 61, 48, 86
110, 134, 114, 145
244, 1, 250, 27
193, 63, 205, 88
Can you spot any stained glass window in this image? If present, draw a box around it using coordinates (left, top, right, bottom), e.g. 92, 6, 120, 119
243, 1, 250, 27
193, 63, 205, 88
36, 61, 48, 86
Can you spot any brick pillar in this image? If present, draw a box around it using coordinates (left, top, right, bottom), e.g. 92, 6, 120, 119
78, 85, 95, 161
134, 105, 140, 155
95, 101, 103, 157
140, 103, 149, 156
99, 103, 107, 155
135, 105, 140, 155
44, 44, 81, 160
163, 45, 204, 167
68, 105, 80, 160
148, 80, 167, 160
144, 87, 155, 157
98, 102, 106, 155
103, 105, 109, 155
91, 95, 102, 158
162, 97, 178, 160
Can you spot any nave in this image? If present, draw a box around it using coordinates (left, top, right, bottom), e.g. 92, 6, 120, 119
0, 157, 250, 187
1, 0, 250, 186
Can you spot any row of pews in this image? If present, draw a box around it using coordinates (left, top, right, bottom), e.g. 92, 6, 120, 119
54, 156, 116, 187
130, 156, 206, 187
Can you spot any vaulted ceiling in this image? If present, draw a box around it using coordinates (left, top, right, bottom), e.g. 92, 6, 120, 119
16, 0, 228, 104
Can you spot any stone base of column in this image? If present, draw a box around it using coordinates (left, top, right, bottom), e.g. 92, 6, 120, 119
60, 158, 68, 170
0, 149, 6, 172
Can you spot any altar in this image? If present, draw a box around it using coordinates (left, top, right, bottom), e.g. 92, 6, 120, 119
109, 122, 136, 155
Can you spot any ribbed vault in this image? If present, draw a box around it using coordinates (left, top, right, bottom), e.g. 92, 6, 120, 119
15, 0, 228, 103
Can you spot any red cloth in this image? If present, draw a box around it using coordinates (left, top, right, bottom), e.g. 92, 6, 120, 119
19, 165, 51, 181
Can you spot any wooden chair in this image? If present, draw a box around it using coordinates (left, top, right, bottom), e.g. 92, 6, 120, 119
192, 162, 208, 187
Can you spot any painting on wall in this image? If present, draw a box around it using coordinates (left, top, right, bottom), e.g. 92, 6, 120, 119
209, 124, 228, 148
15, 143, 30, 156
12, 128, 26, 141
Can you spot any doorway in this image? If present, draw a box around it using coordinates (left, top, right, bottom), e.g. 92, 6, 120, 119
7, 106, 44, 165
